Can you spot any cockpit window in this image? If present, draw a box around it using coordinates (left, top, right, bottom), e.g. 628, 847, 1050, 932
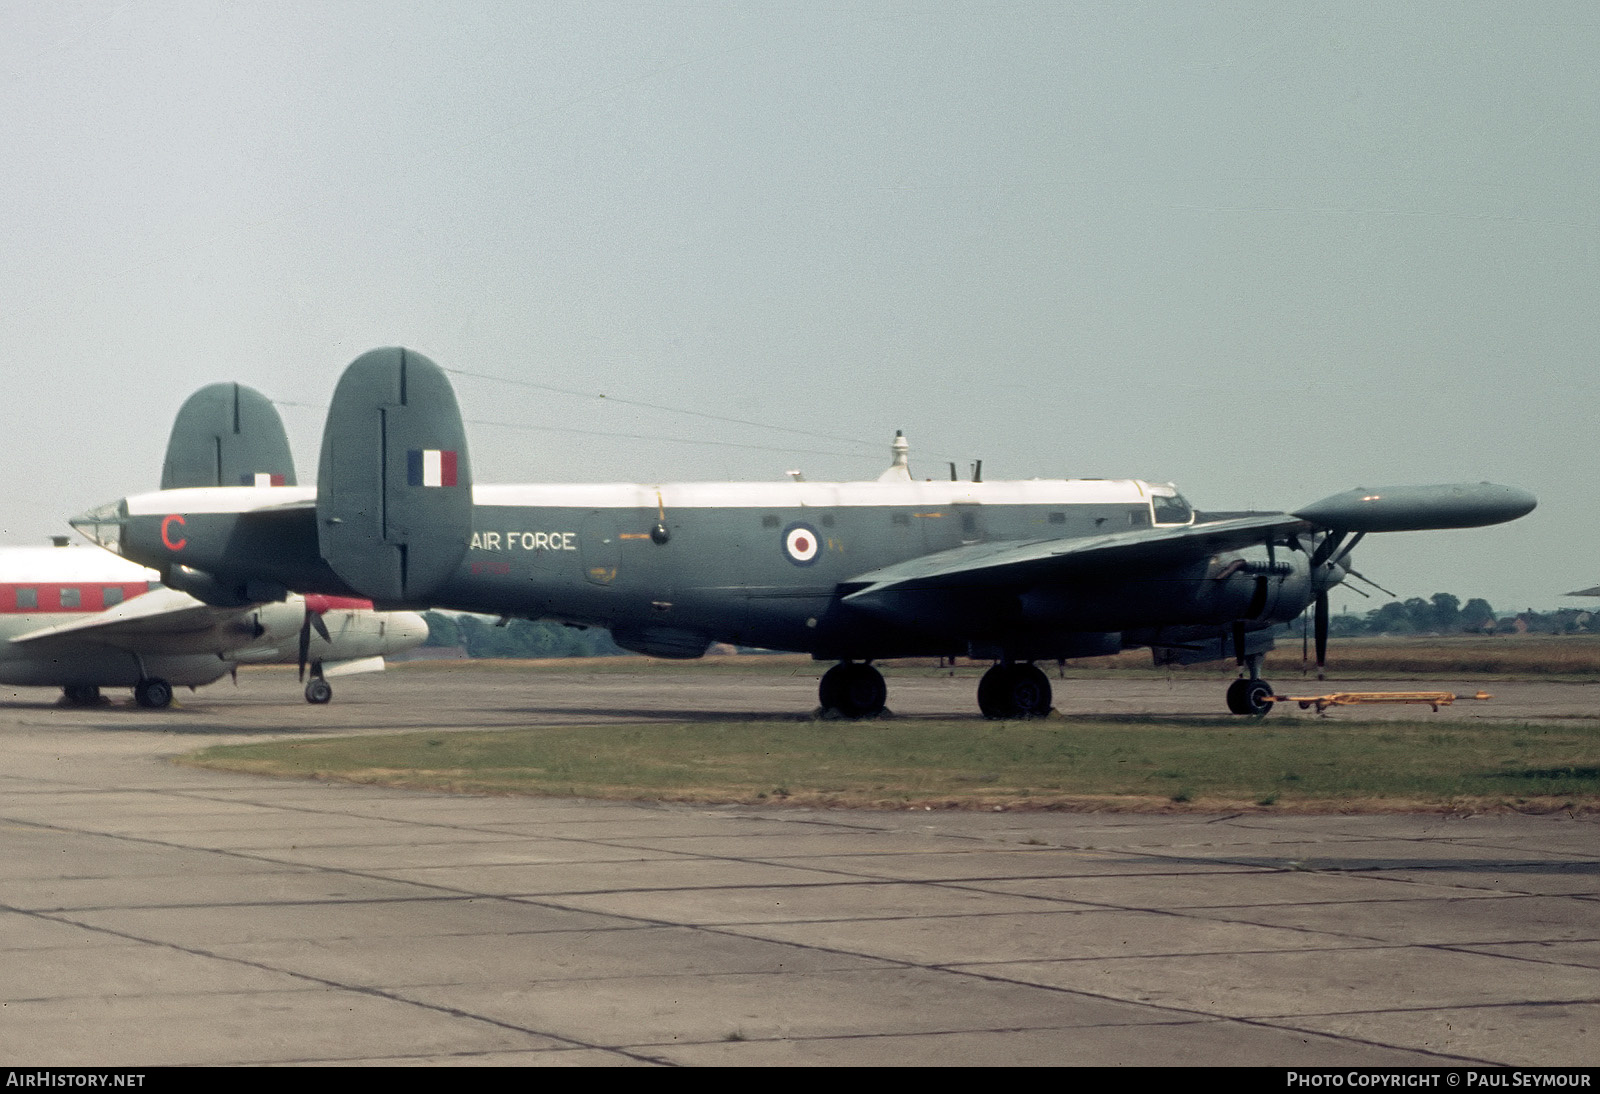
1151, 492, 1194, 526
70, 499, 126, 553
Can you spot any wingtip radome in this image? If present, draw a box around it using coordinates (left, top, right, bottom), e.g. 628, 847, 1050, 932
1293, 483, 1536, 533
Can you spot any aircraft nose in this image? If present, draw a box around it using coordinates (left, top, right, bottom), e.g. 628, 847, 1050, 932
69, 498, 129, 553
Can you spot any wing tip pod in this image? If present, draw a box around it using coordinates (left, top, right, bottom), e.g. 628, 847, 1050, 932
1294, 483, 1536, 533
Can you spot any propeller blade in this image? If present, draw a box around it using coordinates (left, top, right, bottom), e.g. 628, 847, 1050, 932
311, 612, 330, 643
1315, 591, 1329, 680
297, 613, 311, 681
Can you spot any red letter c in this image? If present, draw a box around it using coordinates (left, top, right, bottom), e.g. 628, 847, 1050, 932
161, 514, 187, 551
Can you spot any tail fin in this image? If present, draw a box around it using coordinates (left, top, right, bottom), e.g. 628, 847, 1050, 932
160, 383, 297, 489
316, 347, 472, 604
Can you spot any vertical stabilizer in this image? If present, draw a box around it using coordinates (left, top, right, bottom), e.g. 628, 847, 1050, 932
316, 347, 472, 604
160, 383, 297, 489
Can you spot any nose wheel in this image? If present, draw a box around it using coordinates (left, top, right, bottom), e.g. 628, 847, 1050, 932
977, 663, 1053, 719
819, 662, 887, 719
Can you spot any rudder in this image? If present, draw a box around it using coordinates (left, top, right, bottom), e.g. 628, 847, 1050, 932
316, 347, 472, 605
160, 383, 297, 489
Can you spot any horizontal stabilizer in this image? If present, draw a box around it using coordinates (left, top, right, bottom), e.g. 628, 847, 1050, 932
1294, 483, 1535, 532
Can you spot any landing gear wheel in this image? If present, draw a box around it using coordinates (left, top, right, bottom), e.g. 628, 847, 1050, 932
134, 678, 173, 709
1225, 678, 1275, 716
977, 663, 1054, 719
818, 662, 887, 719
61, 685, 102, 705
304, 678, 333, 704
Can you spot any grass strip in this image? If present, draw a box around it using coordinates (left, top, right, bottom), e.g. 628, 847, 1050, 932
181, 715, 1600, 814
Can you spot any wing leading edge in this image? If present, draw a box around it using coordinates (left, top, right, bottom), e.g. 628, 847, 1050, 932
9, 586, 248, 652
841, 513, 1307, 605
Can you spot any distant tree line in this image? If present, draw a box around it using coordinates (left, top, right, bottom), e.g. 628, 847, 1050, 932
421, 612, 627, 658
1326, 593, 1595, 637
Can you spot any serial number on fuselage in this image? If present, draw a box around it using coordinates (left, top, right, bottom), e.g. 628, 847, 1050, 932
470, 531, 577, 552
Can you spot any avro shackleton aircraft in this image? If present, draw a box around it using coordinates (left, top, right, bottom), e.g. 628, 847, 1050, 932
71, 348, 1535, 718
6, 381, 429, 708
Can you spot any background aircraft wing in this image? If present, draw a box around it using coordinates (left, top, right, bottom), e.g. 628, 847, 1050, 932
10, 586, 246, 651
841, 513, 1308, 601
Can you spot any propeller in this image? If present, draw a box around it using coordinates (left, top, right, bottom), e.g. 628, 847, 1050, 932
297, 596, 332, 681
1314, 589, 1329, 679
1305, 532, 1344, 680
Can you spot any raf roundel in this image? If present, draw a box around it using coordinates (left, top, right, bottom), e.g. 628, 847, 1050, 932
782, 522, 821, 566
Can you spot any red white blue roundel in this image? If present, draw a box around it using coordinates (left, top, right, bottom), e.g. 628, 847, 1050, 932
782, 522, 821, 566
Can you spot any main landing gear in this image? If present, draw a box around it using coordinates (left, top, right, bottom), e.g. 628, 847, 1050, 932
817, 660, 1057, 720
818, 662, 887, 719
134, 677, 174, 709
977, 662, 1054, 719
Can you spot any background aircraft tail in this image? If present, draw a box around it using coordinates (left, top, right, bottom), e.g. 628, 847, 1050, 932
316, 347, 473, 605
160, 383, 297, 489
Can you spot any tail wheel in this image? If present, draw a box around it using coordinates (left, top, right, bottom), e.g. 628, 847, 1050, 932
819, 662, 887, 719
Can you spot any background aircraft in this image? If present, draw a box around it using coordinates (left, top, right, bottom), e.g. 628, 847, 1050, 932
0, 541, 426, 707
72, 348, 1535, 718
4, 381, 427, 707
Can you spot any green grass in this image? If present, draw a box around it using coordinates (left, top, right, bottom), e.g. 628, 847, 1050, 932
181, 715, 1600, 814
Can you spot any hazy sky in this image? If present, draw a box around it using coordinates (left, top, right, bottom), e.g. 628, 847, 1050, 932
2, 2, 1593, 612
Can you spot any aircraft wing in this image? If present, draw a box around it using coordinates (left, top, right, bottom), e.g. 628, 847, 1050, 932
10, 586, 248, 651
841, 513, 1308, 603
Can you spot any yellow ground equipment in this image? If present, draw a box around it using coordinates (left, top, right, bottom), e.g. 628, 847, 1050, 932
1271, 690, 1494, 714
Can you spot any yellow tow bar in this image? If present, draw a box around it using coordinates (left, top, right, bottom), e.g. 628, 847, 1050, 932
1270, 691, 1494, 714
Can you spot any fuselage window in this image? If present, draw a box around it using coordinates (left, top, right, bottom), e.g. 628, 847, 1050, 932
1151, 493, 1194, 526
892, 512, 910, 526
761, 514, 779, 529
16, 587, 37, 610
60, 587, 81, 609
104, 586, 125, 607
821, 514, 835, 528
1049, 512, 1065, 524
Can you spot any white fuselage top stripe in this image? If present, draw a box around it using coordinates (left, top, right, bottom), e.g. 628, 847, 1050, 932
120, 479, 1168, 516
0, 546, 158, 582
